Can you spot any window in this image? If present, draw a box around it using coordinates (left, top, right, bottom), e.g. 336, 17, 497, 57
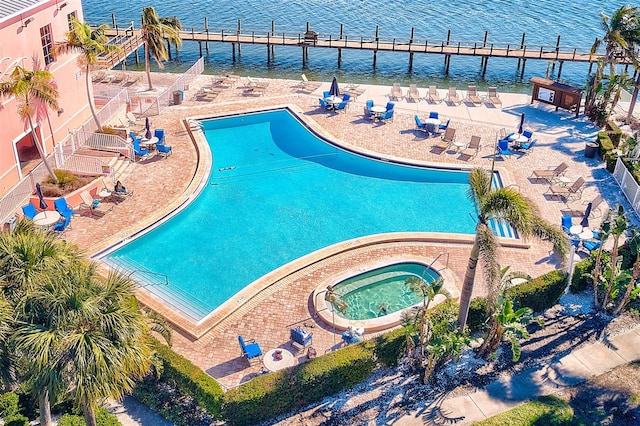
40, 25, 54, 65
67, 11, 76, 30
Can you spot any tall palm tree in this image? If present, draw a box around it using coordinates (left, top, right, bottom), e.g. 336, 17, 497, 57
0, 65, 59, 182
0, 220, 82, 426
457, 168, 569, 331
54, 18, 122, 130
15, 263, 154, 426
140, 7, 182, 91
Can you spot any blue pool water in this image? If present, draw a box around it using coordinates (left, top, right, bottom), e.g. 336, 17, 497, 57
104, 109, 486, 320
329, 263, 441, 320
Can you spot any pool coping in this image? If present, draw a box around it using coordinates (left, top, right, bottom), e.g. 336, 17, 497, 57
312, 254, 461, 333
94, 104, 529, 340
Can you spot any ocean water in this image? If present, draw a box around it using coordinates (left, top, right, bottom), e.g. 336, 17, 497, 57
82, 0, 627, 91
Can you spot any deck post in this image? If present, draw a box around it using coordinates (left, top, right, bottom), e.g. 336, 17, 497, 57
267, 33, 271, 63
481, 56, 488, 77
517, 33, 525, 68
555, 35, 561, 60
237, 19, 242, 55
520, 59, 526, 80
111, 13, 115, 29
483, 31, 488, 48
373, 25, 379, 69
557, 60, 564, 79
446, 29, 451, 45
271, 20, 275, 57
198, 41, 202, 57
204, 18, 209, 54
232, 43, 236, 61
408, 28, 415, 72
444, 55, 450, 75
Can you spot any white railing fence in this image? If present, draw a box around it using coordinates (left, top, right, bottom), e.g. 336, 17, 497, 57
0, 162, 50, 224
60, 155, 115, 181
81, 132, 134, 160
613, 156, 640, 216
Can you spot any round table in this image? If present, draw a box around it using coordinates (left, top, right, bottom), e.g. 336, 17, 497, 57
569, 225, 583, 235
140, 136, 159, 148
98, 189, 112, 198
324, 96, 342, 105
33, 211, 61, 228
263, 348, 295, 372
453, 141, 466, 152
424, 118, 441, 126
579, 229, 594, 240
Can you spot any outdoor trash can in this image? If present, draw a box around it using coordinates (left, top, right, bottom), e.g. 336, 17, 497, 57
585, 142, 598, 158
173, 90, 183, 105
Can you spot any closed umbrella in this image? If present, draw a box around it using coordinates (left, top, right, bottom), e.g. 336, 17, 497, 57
329, 76, 340, 97
145, 117, 151, 140
518, 113, 525, 134
35, 183, 47, 210
580, 203, 593, 228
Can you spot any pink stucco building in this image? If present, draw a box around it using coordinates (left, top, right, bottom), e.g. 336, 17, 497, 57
0, 0, 90, 196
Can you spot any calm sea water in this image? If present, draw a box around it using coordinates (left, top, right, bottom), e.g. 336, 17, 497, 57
82, 0, 626, 91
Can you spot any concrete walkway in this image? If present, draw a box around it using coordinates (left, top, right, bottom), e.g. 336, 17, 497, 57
397, 325, 640, 425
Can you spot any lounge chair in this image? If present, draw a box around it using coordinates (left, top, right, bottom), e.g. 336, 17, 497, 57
406, 84, 421, 102
546, 177, 586, 201
290, 327, 313, 349
466, 85, 483, 105
22, 203, 38, 220
91, 71, 105, 82
112, 180, 134, 200
496, 139, 513, 158
54, 197, 75, 220
459, 135, 481, 160
247, 76, 269, 88
488, 87, 502, 107
530, 162, 569, 183
110, 73, 124, 84
433, 127, 456, 152
299, 74, 321, 91
561, 195, 605, 218
79, 190, 113, 217
428, 86, 442, 103
238, 335, 263, 364
126, 111, 140, 127
446, 87, 462, 105
390, 83, 403, 100
156, 143, 173, 157
414, 115, 428, 134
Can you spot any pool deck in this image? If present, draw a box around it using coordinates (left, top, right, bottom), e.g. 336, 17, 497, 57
62, 74, 630, 390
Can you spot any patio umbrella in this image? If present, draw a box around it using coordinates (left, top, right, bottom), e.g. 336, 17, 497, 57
35, 183, 47, 210
329, 76, 340, 97
145, 117, 151, 139
518, 113, 525, 134
580, 202, 593, 228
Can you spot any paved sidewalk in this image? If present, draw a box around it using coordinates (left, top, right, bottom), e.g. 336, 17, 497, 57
397, 325, 640, 425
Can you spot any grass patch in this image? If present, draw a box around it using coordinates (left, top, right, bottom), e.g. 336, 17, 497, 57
474, 395, 583, 426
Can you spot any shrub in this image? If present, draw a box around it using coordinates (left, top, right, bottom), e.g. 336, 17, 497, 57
607, 120, 623, 147
40, 170, 97, 197
0, 392, 21, 419
57, 407, 120, 426
467, 297, 488, 332
597, 132, 617, 172
151, 339, 224, 418
222, 342, 376, 426
4, 414, 29, 426
571, 257, 594, 292
374, 327, 406, 367
506, 270, 567, 313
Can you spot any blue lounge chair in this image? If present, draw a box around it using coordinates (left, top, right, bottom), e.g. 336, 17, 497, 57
414, 115, 427, 133
154, 129, 165, 145
156, 143, 173, 157
333, 101, 348, 113
290, 327, 313, 348
429, 111, 439, 119
54, 197, 74, 220
52, 213, 71, 233
238, 335, 263, 363
496, 139, 513, 158
385, 102, 395, 111
22, 203, 38, 220
583, 239, 602, 252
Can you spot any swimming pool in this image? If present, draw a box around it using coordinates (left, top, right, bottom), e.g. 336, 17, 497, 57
102, 108, 507, 322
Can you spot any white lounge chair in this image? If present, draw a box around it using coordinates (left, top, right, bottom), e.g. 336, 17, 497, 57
389, 83, 403, 100
406, 84, 421, 102
428, 85, 443, 103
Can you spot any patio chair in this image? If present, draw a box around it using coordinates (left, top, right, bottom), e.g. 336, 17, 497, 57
561, 194, 605, 218
154, 129, 165, 145
52, 214, 71, 234
406, 84, 421, 102
79, 190, 113, 217
156, 143, 173, 158
428, 111, 439, 119
561, 215, 573, 233
386, 102, 395, 111
22, 203, 38, 220
530, 162, 569, 183
522, 130, 534, 142
54, 197, 75, 220
583, 238, 602, 253
546, 177, 586, 201
428, 85, 443, 103
432, 127, 455, 153
342, 93, 351, 103
496, 139, 514, 158
333, 101, 348, 113
488, 87, 502, 107
132, 139, 150, 160
466, 85, 483, 105
414, 115, 428, 134
290, 327, 313, 349
519, 139, 536, 154
446, 87, 462, 105
378, 109, 394, 123
238, 335, 263, 363
318, 98, 332, 111
323, 90, 331, 99
459, 135, 481, 160
438, 119, 451, 131
389, 83, 403, 100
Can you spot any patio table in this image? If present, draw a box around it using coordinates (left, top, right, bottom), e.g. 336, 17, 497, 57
263, 348, 295, 372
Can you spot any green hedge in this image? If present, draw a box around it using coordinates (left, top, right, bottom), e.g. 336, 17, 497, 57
151, 339, 224, 417
0, 392, 21, 419
221, 342, 376, 426
57, 407, 121, 426
467, 297, 488, 333
374, 327, 406, 367
506, 270, 567, 313
607, 120, 623, 147
597, 131, 617, 172
570, 257, 594, 292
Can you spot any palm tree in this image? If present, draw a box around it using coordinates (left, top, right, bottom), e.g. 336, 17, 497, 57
457, 168, 569, 331
0, 65, 59, 182
54, 18, 122, 130
614, 227, 640, 314
140, 7, 182, 91
15, 263, 154, 426
405, 276, 450, 359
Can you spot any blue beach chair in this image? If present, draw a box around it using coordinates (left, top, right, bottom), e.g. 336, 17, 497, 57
22, 203, 38, 220
238, 335, 263, 364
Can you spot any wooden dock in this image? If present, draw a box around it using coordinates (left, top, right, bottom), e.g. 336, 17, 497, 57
97, 21, 627, 79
